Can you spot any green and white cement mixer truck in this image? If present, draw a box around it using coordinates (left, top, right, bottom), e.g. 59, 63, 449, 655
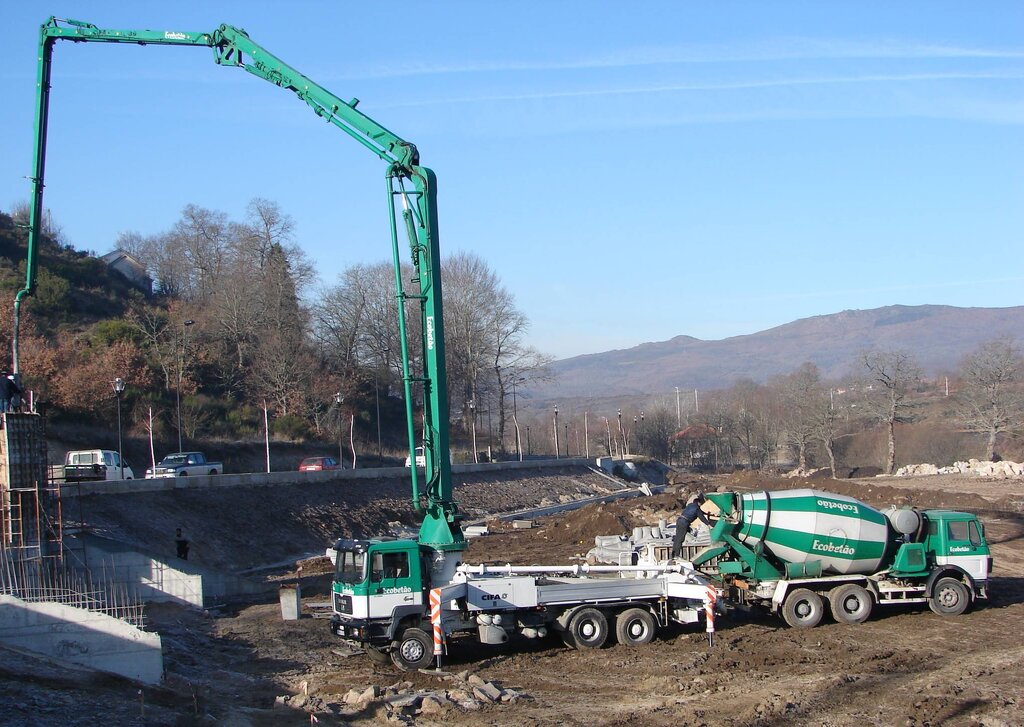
689, 489, 991, 628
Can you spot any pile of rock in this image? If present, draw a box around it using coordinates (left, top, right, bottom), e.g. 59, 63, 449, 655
278, 672, 528, 722
892, 459, 1024, 479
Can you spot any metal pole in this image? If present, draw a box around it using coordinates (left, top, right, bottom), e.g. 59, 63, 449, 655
511, 379, 522, 461
334, 393, 344, 465
617, 409, 623, 457
375, 370, 382, 464
263, 400, 270, 473
175, 329, 182, 453
176, 319, 194, 452
584, 411, 590, 458
553, 406, 559, 459
675, 387, 681, 427
113, 379, 124, 479
470, 400, 478, 464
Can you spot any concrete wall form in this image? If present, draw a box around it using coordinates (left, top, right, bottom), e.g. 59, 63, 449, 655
68, 534, 271, 608
0, 594, 163, 684
63, 457, 593, 497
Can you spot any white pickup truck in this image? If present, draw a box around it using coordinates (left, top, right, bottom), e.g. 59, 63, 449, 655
55, 449, 135, 482
145, 452, 222, 478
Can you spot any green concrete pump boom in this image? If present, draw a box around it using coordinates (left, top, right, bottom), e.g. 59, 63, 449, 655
17, 17, 463, 552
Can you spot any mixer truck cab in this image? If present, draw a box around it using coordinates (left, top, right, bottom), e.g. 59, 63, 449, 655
922, 511, 991, 582
692, 489, 990, 629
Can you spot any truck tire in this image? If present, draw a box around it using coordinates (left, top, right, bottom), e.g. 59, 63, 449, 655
390, 628, 433, 671
782, 588, 824, 629
615, 608, 656, 646
567, 607, 609, 649
929, 577, 971, 616
829, 584, 873, 624
209, 469, 218, 475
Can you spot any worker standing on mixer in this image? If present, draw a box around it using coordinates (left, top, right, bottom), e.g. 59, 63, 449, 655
672, 493, 710, 558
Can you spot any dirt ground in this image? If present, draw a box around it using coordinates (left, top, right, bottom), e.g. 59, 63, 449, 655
3, 467, 1023, 726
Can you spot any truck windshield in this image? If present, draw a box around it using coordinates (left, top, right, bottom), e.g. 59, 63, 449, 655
335, 550, 366, 585
161, 454, 188, 465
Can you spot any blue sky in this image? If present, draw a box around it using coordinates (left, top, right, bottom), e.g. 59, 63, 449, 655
1, 2, 1021, 360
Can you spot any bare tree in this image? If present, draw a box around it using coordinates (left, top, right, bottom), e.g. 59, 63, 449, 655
860, 350, 922, 474
954, 336, 1024, 461
779, 363, 824, 471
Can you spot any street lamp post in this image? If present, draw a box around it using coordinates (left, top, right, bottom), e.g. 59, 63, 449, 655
564, 423, 569, 457
675, 386, 681, 427
553, 406, 559, 459
469, 399, 478, 464
526, 426, 531, 456
334, 392, 344, 465
617, 408, 623, 458
511, 377, 525, 461
113, 377, 125, 479
176, 319, 194, 453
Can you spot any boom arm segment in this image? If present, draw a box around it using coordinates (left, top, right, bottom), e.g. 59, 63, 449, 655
17, 17, 462, 551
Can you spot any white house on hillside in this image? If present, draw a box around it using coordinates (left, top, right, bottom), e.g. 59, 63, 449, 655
101, 250, 152, 295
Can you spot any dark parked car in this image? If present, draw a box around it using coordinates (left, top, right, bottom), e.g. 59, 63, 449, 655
298, 456, 341, 472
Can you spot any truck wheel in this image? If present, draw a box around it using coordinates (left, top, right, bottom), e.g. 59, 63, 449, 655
782, 588, 824, 628
567, 607, 609, 649
615, 608, 656, 646
929, 577, 971, 616
390, 628, 433, 671
209, 469, 217, 475
829, 584, 873, 624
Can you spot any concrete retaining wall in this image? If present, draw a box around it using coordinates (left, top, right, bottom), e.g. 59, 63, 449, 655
0, 594, 163, 684
63, 457, 593, 496
69, 534, 270, 607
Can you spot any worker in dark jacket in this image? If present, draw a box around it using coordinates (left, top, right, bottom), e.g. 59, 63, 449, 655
672, 493, 710, 558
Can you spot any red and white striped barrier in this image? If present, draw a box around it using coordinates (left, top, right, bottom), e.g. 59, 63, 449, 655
429, 587, 443, 662
704, 586, 718, 646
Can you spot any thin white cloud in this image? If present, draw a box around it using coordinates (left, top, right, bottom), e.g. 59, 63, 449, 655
338, 39, 1024, 80
383, 70, 1024, 108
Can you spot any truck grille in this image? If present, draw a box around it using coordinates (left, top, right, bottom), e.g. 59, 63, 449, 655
334, 593, 352, 614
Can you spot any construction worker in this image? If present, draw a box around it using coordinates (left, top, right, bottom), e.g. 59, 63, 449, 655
672, 493, 709, 558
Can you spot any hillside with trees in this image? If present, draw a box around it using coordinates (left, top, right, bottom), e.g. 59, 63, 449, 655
0, 201, 547, 464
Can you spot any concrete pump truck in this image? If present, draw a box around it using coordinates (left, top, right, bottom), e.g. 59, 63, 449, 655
19, 17, 719, 672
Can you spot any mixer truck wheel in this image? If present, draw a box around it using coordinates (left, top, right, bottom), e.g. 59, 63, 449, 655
829, 584, 873, 624
782, 588, 824, 628
928, 577, 970, 616
567, 607, 609, 649
615, 608, 656, 646
390, 628, 433, 671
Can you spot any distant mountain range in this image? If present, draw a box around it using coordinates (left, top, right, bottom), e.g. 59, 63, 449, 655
536, 305, 1024, 399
